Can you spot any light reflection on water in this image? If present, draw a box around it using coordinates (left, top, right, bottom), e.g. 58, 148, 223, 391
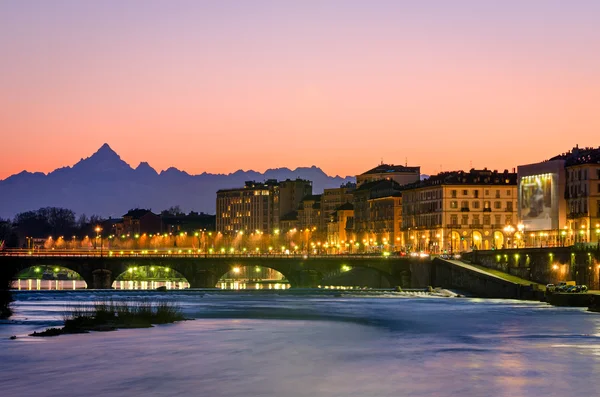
11, 279, 291, 290
2, 291, 600, 397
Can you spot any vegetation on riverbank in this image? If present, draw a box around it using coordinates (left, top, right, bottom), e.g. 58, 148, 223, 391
30, 299, 185, 337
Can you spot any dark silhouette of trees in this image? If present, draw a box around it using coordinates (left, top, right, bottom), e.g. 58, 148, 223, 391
14, 207, 77, 239
161, 205, 184, 217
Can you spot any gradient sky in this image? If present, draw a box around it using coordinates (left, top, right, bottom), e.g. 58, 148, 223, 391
1, 1, 599, 179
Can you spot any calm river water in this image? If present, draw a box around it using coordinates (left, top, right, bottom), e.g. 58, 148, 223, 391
1, 290, 600, 397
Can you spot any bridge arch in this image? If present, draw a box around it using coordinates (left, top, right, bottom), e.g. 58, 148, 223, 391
112, 265, 190, 290
216, 265, 290, 290
11, 264, 88, 290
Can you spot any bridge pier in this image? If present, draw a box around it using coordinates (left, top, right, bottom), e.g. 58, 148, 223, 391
91, 269, 113, 289
186, 270, 218, 289
289, 269, 321, 288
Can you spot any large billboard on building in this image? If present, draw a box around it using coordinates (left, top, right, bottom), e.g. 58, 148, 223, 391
519, 173, 554, 230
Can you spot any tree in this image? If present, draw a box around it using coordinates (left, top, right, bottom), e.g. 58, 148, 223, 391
14, 207, 76, 238
162, 205, 184, 217
0, 218, 11, 245
77, 214, 88, 229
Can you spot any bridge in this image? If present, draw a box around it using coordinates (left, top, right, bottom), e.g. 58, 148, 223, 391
0, 250, 429, 289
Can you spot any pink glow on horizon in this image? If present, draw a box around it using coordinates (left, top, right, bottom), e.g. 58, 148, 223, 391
1, 2, 599, 180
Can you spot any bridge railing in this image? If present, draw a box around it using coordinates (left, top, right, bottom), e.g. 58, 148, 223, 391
0, 248, 425, 260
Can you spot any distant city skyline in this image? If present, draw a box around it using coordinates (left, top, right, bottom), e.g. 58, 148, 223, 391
2, 1, 599, 180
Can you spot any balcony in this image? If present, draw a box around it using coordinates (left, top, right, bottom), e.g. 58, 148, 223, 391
483, 208, 492, 212
446, 224, 461, 229
469, 224, 484, 229
460, 207, 470, 212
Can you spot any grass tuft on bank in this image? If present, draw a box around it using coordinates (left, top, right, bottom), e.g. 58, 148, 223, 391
30, 299, 186, 337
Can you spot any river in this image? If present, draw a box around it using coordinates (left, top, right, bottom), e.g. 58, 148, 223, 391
1, 290, 600, 397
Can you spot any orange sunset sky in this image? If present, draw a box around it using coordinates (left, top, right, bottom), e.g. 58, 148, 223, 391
1, 1, 599, 180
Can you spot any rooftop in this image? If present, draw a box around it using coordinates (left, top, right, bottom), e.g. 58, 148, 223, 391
549, 145, 600, 166
123, 209, 157, 219
355, 178, 402, 192
335, 202, 354, 211
360, 163, 419, 175
404, 169, 517, 189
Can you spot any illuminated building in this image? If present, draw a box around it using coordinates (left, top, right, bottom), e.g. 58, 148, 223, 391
216, 179, 311, 235
273, 179, 313, 228
402, 169, 517, 252
517, 145, 600, 246
297, 194, 323, 235
115, 209, 162, 236
321, 182, 355, 220
352, 179, 403, 249
563, 147, 600, 243
326, 202, 354, 250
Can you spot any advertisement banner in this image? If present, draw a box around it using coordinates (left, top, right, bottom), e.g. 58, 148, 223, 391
520, 174, 553, 230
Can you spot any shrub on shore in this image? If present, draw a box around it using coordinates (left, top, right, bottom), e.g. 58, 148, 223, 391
31, 299, 185, 337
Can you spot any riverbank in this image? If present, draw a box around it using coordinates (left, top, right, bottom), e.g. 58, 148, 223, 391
29, 299, 186, 337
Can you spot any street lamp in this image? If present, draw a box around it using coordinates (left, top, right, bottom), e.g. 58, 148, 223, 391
95, 226, 103, 257
503, 225, 515, 249
517, 224, 524, 248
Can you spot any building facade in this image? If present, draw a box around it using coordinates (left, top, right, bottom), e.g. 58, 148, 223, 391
273, 179, 313, 228
216, 179, 312, 235
216, 181, 276, 235
564, 149, 600, 243
116, 209, 162, 236
352, 179, 403, 250
517, 146, 600, 246
321, 183, 355, 218
402, 169, 518, 253
326, 202, 354, 250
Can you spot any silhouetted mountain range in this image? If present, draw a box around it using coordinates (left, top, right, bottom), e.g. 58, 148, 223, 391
0, 144, 356, 219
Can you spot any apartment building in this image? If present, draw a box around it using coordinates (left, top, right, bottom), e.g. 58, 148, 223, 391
402, 169, 517, 253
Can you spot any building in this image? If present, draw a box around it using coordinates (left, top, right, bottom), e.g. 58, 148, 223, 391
368, 194, 403, 249
352, 179, 403, 249
216, 180, 277, 235
162, 212, 216, 234
563, 147, 600, 243
274, 179, 313, 227
402, 169, 517, 253
517, 160, 567, 245
517, 145, 600, 246
297, 194, 323, 233
115, 209, 162, 236
356, 163, 420, 188
321, 182, 355, 220
216, 179, 312, 235
326, 202, 355, 250
279, 211, 299, 233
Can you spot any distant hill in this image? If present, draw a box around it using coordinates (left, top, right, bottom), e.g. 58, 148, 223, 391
0, 144, 356, 219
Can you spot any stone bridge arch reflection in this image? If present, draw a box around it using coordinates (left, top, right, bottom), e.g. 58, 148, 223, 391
216, 265, 290, 290
112, 265, 190, 290
12, 265, 87, 290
